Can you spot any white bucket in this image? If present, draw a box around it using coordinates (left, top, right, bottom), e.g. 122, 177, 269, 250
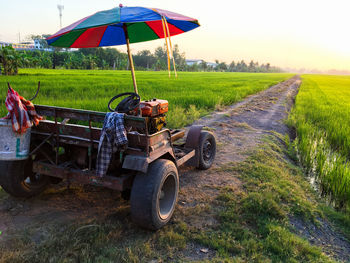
0, 119, 31, 160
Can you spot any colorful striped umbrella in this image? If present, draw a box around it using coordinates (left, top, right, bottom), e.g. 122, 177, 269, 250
46, 6, 200, 93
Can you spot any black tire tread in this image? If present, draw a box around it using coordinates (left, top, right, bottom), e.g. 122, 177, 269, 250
130, 159, 178, 230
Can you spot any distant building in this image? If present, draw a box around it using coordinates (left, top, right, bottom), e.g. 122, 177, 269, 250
186, 59, 218, 68
33, 39, 54, 51
0, 41, 34, 50
0, 39, 54, 51
14, 42, 35, 50
206, 62, 218, 68
186, 59, 204, 66
0, 42, 14, 48
34, 39, 42, 49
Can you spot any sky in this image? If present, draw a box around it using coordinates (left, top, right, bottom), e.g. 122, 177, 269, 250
0, 0, 349, 71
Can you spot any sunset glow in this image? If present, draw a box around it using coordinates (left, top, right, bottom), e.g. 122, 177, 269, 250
1, 0, 349, 71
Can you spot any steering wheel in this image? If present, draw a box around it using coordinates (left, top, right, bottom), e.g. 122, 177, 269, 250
108, 92, 140, 113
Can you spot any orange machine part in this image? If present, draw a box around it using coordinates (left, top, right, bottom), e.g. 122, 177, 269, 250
139, 99, 168, 117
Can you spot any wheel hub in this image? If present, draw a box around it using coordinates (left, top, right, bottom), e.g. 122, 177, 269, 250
203, 140, 212, 161
158, 173, 176, 220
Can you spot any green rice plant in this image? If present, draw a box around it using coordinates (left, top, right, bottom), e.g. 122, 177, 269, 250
0, 69, 292, 128
289, 74, 350, 210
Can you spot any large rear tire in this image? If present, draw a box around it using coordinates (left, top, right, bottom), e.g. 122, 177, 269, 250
197, 131, 216, 170
0, 159, 49, 198
130, 159, 179, 230
0, 142, 52, 198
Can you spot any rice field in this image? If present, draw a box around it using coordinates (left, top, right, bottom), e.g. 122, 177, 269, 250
0, 69, 292, 128
289, 74, 350, 210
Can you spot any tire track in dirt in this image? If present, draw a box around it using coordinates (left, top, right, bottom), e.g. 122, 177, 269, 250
176, 77, 299, 230
179, 76, 301, 200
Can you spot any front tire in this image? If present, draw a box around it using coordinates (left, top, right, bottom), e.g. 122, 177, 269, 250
130, 159, 179, 230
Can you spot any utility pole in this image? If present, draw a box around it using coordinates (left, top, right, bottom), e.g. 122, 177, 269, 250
57, 4, 64, 29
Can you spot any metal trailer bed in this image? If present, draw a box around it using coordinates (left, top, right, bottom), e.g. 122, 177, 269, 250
0, 104, 216, 230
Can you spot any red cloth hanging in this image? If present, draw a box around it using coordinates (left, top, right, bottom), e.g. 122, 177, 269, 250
4, 87, 42, 134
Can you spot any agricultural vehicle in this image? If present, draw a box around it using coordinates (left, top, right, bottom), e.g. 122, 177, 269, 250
0, 89, 216, 230
0, 5, 212, 230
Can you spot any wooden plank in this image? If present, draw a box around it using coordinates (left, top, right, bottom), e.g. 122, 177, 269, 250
171, 130, 185, 142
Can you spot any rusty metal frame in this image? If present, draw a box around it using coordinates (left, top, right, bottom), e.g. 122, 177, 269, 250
176, 149, 195, 167
33, 161, 134, 191
88, 114, 93, 170
31, 104, 201, 189
29, 133, 54, 156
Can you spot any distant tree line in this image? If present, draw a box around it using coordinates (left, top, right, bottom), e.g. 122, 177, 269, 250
0, 44, 189, 75
0, 37, 282, 75
188, 59, 281, 73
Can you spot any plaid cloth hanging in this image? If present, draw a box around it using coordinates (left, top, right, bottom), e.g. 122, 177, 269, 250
4, 86, 42, 134
96, 112, 128, 177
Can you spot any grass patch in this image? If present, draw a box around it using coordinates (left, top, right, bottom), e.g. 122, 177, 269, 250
0, 219, 189, 263
167, 104, 204, 128
1, 136, 349, 262
189, 136, 333, 262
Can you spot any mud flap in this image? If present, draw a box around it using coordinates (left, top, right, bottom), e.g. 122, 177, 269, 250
184, 125, 203, 167
122, 155, 150, 173
122, 147, 176, 174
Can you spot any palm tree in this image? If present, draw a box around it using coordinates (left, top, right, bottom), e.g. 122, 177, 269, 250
0, 46, 20, 75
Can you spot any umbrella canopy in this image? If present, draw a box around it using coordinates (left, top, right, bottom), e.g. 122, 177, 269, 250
46, 6, 199, 48
46, 6, 199, 95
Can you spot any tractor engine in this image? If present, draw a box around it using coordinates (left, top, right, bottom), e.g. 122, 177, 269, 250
137, 99, 168, 134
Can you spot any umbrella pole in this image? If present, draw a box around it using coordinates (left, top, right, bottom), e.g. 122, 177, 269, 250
123, 24, 138, 94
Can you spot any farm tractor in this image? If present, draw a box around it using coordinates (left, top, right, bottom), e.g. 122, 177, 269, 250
0, 89, 216, 230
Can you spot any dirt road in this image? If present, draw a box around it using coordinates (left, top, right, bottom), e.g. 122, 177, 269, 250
179, 76, 301, 203
1, 76, 349, 262
178, 75, 350, 261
